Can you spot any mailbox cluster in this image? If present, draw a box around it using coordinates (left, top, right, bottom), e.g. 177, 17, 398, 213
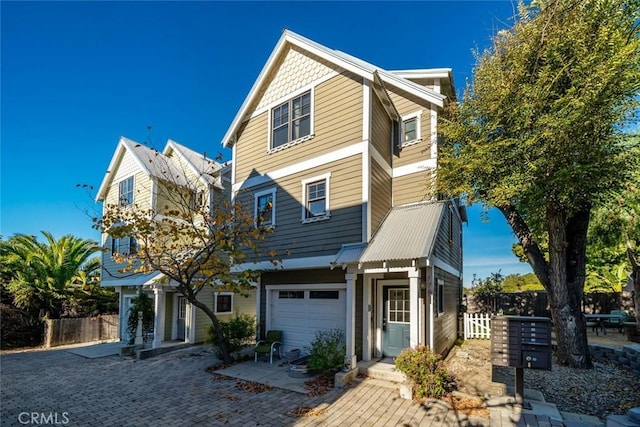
491, 315, 552, 370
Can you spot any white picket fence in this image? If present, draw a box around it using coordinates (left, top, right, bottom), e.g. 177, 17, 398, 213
463, 312, 492, 339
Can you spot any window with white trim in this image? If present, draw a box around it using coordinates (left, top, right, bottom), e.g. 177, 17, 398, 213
437, 279, 445, 314
301, 173, 331, 223
271, 91, 312, 149
254, 188, 276, 227
214, 292, 233, 314
401, 111, 422, 146
119, 176, 134, 206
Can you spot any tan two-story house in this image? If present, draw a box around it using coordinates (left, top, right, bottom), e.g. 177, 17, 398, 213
221, 30, 466, 368
96, 137, 251, 347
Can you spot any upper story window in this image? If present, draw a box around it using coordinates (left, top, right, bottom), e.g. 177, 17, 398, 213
401, 111, 422, 147
437, 279, 445, 314
111, 236, 137, 256
119, 176, 134, 206
301, 173, 331, 224
271, 91, 311, 150
254, 188, 276, 227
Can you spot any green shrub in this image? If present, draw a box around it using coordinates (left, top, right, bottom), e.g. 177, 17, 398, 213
206, 313, 256, 360
394, 345, 457, 399
306, 328, 346, 374
126, 292, 154, 345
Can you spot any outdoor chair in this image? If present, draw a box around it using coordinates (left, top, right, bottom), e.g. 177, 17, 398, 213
254, 330, 283, 364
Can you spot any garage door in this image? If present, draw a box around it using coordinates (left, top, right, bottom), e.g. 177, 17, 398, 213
270, 287, 346, 354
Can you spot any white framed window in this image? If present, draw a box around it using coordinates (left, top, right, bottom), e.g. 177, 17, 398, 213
118, 176, 134, 206
111, 236, 137, 255
269, 90, 313, 152
437, 279, 445, 314
301, 173, 331, 224
401, 111, 422, 147
214, 292, 233, 314
254, 188, 276, 227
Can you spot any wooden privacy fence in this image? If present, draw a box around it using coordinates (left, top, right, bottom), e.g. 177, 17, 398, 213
44, 314, 118, 347
463, 312, 492, 339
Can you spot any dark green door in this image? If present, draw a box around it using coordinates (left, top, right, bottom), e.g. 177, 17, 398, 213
382, 286, 410, 357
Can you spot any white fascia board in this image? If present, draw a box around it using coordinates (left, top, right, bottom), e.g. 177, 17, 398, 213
390, 68, 452, 80
392, 159, 437, 178
427, 255, 461, 278
232, 141, 365, 192
378, 71, 445, 107
231, 255, 336, 272
221, 32, 291, 148
96, 136, 150, 202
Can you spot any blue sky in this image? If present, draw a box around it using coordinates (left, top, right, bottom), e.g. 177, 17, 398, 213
0, 1, 533, 286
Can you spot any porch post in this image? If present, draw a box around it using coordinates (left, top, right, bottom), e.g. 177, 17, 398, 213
152, 285, 165, 349
345, 272, 358, 369
409, 268, 420, 348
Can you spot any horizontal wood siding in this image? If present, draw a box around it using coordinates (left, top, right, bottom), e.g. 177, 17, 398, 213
355, 274, 363, 360
392, 171, 433, 206
193, 288, 257, 344
237, 155, 363, 261
387, 85, 433, 168
432, 203, 462, 271
234, 72, 363, 184
370, 160, 391, 234
105, 171, 152, 210
433, 269, 461, 357
371, 92, 392, 165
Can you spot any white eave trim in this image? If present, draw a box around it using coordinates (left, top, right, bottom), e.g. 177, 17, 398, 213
96, 136, 152, 202
221, 30, 446, 148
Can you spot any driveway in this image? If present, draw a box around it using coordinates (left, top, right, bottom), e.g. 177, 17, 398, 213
1, 344, 490, 427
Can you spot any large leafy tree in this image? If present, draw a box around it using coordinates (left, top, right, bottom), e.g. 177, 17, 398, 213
438, 0, 640, 367
96, 153, 276, 364
587, 151, 640, 330
0, 232, 101, 318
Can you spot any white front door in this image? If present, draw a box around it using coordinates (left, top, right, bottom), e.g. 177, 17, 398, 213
122, 296, 134, 342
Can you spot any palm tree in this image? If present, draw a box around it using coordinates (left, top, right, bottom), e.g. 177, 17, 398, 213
0, 232, 100, 318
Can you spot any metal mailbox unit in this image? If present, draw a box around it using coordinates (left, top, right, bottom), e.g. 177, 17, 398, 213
491, 315, 552, 405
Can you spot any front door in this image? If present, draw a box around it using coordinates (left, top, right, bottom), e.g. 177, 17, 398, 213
122, 296, 134, 342
382, 286, 410, 357
176, 296, 187, 340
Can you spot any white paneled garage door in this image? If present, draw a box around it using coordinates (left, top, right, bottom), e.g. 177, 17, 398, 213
269, 285, 346, 354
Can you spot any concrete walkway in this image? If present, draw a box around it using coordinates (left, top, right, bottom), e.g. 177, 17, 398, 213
0, 342, 566, 426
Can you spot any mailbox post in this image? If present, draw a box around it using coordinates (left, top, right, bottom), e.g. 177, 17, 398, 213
491, 316, 552, 406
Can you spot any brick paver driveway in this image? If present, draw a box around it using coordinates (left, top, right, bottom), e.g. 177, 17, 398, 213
1, 345, 489, 426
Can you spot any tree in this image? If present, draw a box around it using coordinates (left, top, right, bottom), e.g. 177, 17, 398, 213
0, 232, 101, 318
96, 149, 277, 364
587, 151, 640, 331
471, 271, 505, 296
438, 0, 640, 367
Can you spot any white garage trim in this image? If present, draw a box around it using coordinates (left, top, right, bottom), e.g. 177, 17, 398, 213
265, 283, 346, 353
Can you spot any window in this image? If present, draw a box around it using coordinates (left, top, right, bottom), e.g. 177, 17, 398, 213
401, 111, 422, 146
301, 173, 331, 223
214, 292, 233, 314
111, 237, 137, 255
119, 176, 134, 206
254, 188, 276, 227
310, 290, 339, 299
388, 288, 410, 323
437, 279, 445, 314
271, 91, 311, 149
278, 290, 304, 299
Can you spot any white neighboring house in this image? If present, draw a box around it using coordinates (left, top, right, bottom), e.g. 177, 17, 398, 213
95, 137, 251, 347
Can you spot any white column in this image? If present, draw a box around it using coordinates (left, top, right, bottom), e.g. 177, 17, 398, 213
345, 272, 358, 369
152, 286, 165, 349
409, 268, 420, 348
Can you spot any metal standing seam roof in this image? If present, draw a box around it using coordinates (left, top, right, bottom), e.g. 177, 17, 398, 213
358, 201, 445, 264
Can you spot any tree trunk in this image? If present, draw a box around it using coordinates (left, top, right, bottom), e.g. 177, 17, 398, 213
178, 286, 232, 364
498, 202, 592, 368
546, 205, 592, 368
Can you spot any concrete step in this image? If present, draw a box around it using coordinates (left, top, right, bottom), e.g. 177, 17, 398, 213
607, 414, 640, 427
561, 411, 605, 427
357, 358, 406, 383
